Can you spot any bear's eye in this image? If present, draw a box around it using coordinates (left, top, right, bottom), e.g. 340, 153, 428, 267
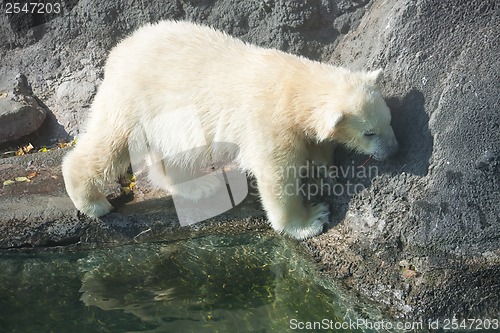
364, 132, 376, 137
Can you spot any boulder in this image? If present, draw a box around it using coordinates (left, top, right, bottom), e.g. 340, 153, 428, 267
0, 74, 46, 143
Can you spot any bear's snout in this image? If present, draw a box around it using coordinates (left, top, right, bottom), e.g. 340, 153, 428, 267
372, 141, 399, 161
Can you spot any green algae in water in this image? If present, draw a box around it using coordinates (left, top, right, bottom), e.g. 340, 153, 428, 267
0, 234, 387, 332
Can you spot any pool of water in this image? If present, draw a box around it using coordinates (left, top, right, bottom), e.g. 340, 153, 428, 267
0, 234, 388, 332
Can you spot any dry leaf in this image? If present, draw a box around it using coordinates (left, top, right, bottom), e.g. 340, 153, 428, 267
3, 180, 15, 186
57, 139, 77, 149
23, 143, 34, 153
15, 143, 35, 156
27, 171, 37, 179
402, 267, 418, 279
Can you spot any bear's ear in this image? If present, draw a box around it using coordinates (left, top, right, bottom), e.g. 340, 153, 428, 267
316, 111, 344, 141
367, 68, 383, 85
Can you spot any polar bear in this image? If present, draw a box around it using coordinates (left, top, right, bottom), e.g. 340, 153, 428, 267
62, 21, 398, 240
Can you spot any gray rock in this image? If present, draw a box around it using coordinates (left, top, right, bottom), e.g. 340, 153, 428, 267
0, 74, 46, 143
0, 149, 268, 249
307, 0, 500, 321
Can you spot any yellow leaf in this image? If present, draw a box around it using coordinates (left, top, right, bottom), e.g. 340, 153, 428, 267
15, 176, 30, 182
130, 175, 136, 182
16, 148, 24, 156
129, 182, 136, 189
3, 180, 15, 186
122, 186, 131, 195
38, 147, 48, 153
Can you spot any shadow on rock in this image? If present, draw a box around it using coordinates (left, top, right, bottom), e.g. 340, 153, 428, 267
323, 89, 432, 228
387, 89, 433, 176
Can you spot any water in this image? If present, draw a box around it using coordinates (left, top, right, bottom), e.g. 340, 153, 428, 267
0, 234, 387, 332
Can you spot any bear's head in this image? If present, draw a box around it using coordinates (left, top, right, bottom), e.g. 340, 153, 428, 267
315, 69, 399, 161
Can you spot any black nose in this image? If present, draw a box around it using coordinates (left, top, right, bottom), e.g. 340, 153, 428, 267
372, 142, 400, 161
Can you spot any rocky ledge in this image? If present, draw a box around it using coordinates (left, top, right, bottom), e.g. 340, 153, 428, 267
1, 0, 498, 323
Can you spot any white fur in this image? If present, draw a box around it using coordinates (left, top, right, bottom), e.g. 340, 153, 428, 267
62, 21, 397, 240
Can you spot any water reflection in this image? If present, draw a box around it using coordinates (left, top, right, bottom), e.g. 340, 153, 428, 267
0, 234, 387, 332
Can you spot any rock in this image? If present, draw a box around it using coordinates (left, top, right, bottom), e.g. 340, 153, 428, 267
0, 74, 46, 143
307, 0, 500, 321
475, 150, 499, 173
56, 79, 96, 106
0, 149, 268, 249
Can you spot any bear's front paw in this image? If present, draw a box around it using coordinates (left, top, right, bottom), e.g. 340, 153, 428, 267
170, 173, 223, 201
283, 203, 330, 240
78, 197, 113, 218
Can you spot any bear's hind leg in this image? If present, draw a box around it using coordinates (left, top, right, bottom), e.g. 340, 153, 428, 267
62, 134, 131, 218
